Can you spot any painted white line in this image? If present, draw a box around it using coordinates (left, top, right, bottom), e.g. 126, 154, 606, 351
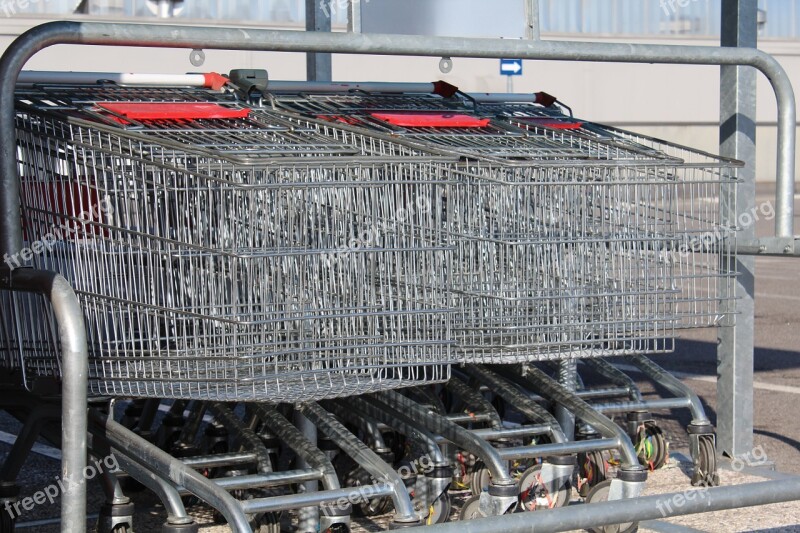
614, 365, 800, 395
757, 292, 800, 302
0, 430, 61, 460
756, 275, 800, 281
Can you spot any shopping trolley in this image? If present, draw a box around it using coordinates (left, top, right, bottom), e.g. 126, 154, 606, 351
270, 89, 739, 360
0, 79, 467, 531
266, 84, 740, 521
5, 83, 456, 402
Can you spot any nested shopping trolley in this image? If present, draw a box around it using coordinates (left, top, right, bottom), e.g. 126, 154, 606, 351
270, 89, 741, 362
268, 85, 741, 516
3, 82, 457, 402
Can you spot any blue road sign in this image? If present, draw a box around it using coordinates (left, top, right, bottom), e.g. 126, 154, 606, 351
500, 58, 523, 76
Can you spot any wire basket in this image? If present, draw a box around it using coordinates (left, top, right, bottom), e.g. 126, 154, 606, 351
271, 90, 740, 362
4, 85, 456, 400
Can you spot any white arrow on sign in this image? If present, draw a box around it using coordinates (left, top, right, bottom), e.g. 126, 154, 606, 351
500, 60, 522, 75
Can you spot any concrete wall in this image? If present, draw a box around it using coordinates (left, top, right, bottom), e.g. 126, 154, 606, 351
2, 16, 799, 181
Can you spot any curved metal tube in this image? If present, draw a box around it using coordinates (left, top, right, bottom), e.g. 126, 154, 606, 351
0, 269, 88, 533
251, 404, 340, 492
0, 20, 795, 256
445, 377, 503, 429
624, 355, 711, 425
323, 402, 390, 453
297, 402, 420, 524
460, 365, 566, 443
497, 365, 642, 469
89, 410, 252, 532
113, 455, 192, 525
582, 359, 643, 402
209, 403, 273, 474
330, 397, 447, 466
376, 390, 514, 486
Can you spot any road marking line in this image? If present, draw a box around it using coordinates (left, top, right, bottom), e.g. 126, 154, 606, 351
757, 292, 800, 302
614, 364, 800, 395
0, 430, 61, 460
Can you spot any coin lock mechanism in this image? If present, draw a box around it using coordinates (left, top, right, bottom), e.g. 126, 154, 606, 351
228, 69, 269, 106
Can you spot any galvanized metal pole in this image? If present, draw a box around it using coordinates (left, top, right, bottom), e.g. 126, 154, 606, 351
306, 0, 332, 81
347, 0, 362, 33
524, 0, 540, 40
718, 0, 757, 458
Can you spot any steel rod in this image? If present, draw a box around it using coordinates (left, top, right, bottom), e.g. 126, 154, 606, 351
0, 269, 88, 533
347, 396, 448, 465
591, 398, 693, 414
182, 470, 323, 492
496, 438, 621, 461
241, 483, 395, 514
408, 477, 800, 533
89, 410, 252, 532
181, 452, 258, 469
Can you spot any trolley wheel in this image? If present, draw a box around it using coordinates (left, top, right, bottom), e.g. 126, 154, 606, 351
636, 423, 668, 471
459, 494, 486, 521
577, 450, 609, 498
693, 436, 720, 487
344, 467, 391, 517
252, 511, 280, 533
585, 479, 639, 533
517, 464, 571, 511
426, 493, 452, 524
469, 461, 492, 496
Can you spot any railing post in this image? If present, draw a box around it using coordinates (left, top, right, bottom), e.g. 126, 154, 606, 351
718, 0, 758, 458
306, 0, 333, 81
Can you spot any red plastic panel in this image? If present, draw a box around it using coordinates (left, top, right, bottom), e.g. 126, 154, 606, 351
519, 117, 583, 130
97, 102, 250, 120
370, 112, 490, 128
20, 181, 110, 241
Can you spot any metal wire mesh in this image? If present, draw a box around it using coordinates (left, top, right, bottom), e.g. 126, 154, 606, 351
271, 90, 740, 361
2, 83, 740, 391
6, 86, 455, 400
